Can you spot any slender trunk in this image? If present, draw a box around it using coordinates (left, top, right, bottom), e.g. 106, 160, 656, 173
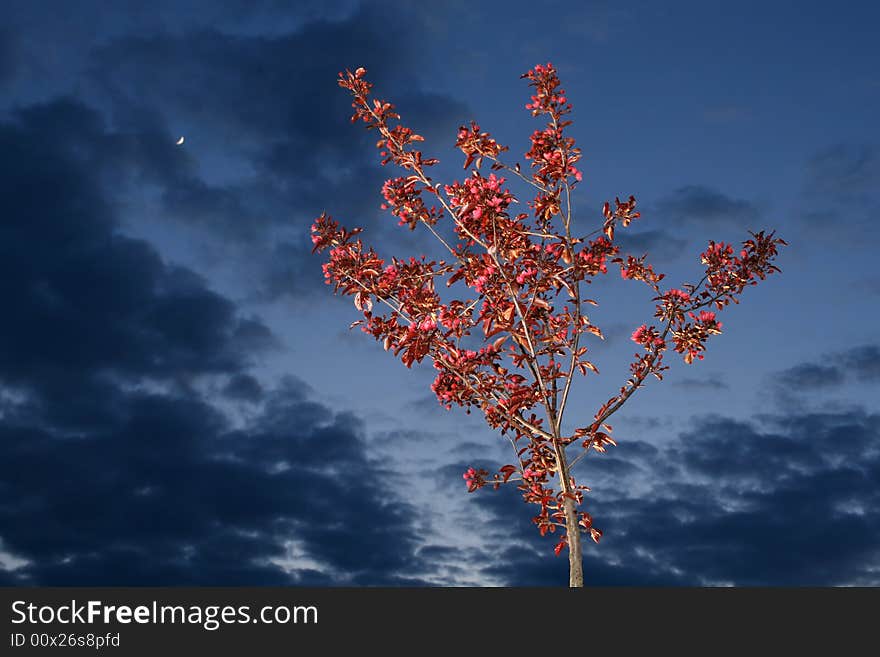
563, 489, 584, 587
552, 441, 584, 587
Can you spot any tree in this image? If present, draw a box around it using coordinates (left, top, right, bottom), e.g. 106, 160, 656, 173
311, 63, 785, 587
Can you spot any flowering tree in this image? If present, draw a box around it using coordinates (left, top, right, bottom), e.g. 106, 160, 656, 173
311, 63, 785, 587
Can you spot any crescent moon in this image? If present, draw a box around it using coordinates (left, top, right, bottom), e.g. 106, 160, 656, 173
176, 136, 185, 146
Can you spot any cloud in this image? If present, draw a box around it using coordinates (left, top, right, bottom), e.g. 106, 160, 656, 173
3, 86, 877, 585
0, 93, 429, 586
839, 345, 880, 383
416, 351, 880, 586
83, 5, 470, 300
5, 2, 877, 589
442, 407, 880, 586
616, 229, 689, 263
223, 373, 264, 402
770, 345, 880, 399
778, 363, 846, 391
655, 185, 762, 230
1, 102, 274, 375
88, 5, 470, 195
0, 377, 431, 585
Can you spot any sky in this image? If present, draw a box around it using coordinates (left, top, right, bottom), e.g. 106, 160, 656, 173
0, 0, 878, 586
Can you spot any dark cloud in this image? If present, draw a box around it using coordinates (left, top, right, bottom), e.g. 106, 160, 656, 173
616, 229, 689, 263
0, 91, 428, 585
92, 14, 395, 153
3, 1, 877, 590
839, 345, 880, 383
770, 345, 880, 398
159, 177, 267, 241
778, 363, 846, 390
0, 99, 277, 431
88, 6, 469, 194
648, 411, 880, 585
435, 406, 880, 586
655, 185, 762, 230
0, 377, 430, 585
423, 354, 880, 585
83, 5, 470, 301
223, 373, 264, 402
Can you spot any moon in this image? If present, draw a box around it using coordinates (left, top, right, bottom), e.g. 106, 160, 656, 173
175, 136, 185, 146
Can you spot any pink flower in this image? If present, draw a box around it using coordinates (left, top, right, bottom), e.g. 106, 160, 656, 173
516, 267, 537, 284
631, 325, 647, 344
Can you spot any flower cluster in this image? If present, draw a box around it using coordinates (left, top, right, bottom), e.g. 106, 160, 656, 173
454, 121, 508, 170
631, 324, 665, 349
463, 467, 490, 493
431, 346, 496, 410
577, 236, 616, 277
618, 254, 665, 288
699, 232, 785, 306
522, 63, 572, 118
444, 173, 521, 250
520, 63, 583, 226
338, 67, 437, 173
380, 177, 442, 230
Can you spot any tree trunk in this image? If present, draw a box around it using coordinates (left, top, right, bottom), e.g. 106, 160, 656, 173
563, 495, 584, 587
553, 441, 584, 587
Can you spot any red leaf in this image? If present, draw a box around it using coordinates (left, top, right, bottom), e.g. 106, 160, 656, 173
354, 292, 372, 312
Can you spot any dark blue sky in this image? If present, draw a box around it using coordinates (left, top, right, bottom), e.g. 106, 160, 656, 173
1, 1, 878, 586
